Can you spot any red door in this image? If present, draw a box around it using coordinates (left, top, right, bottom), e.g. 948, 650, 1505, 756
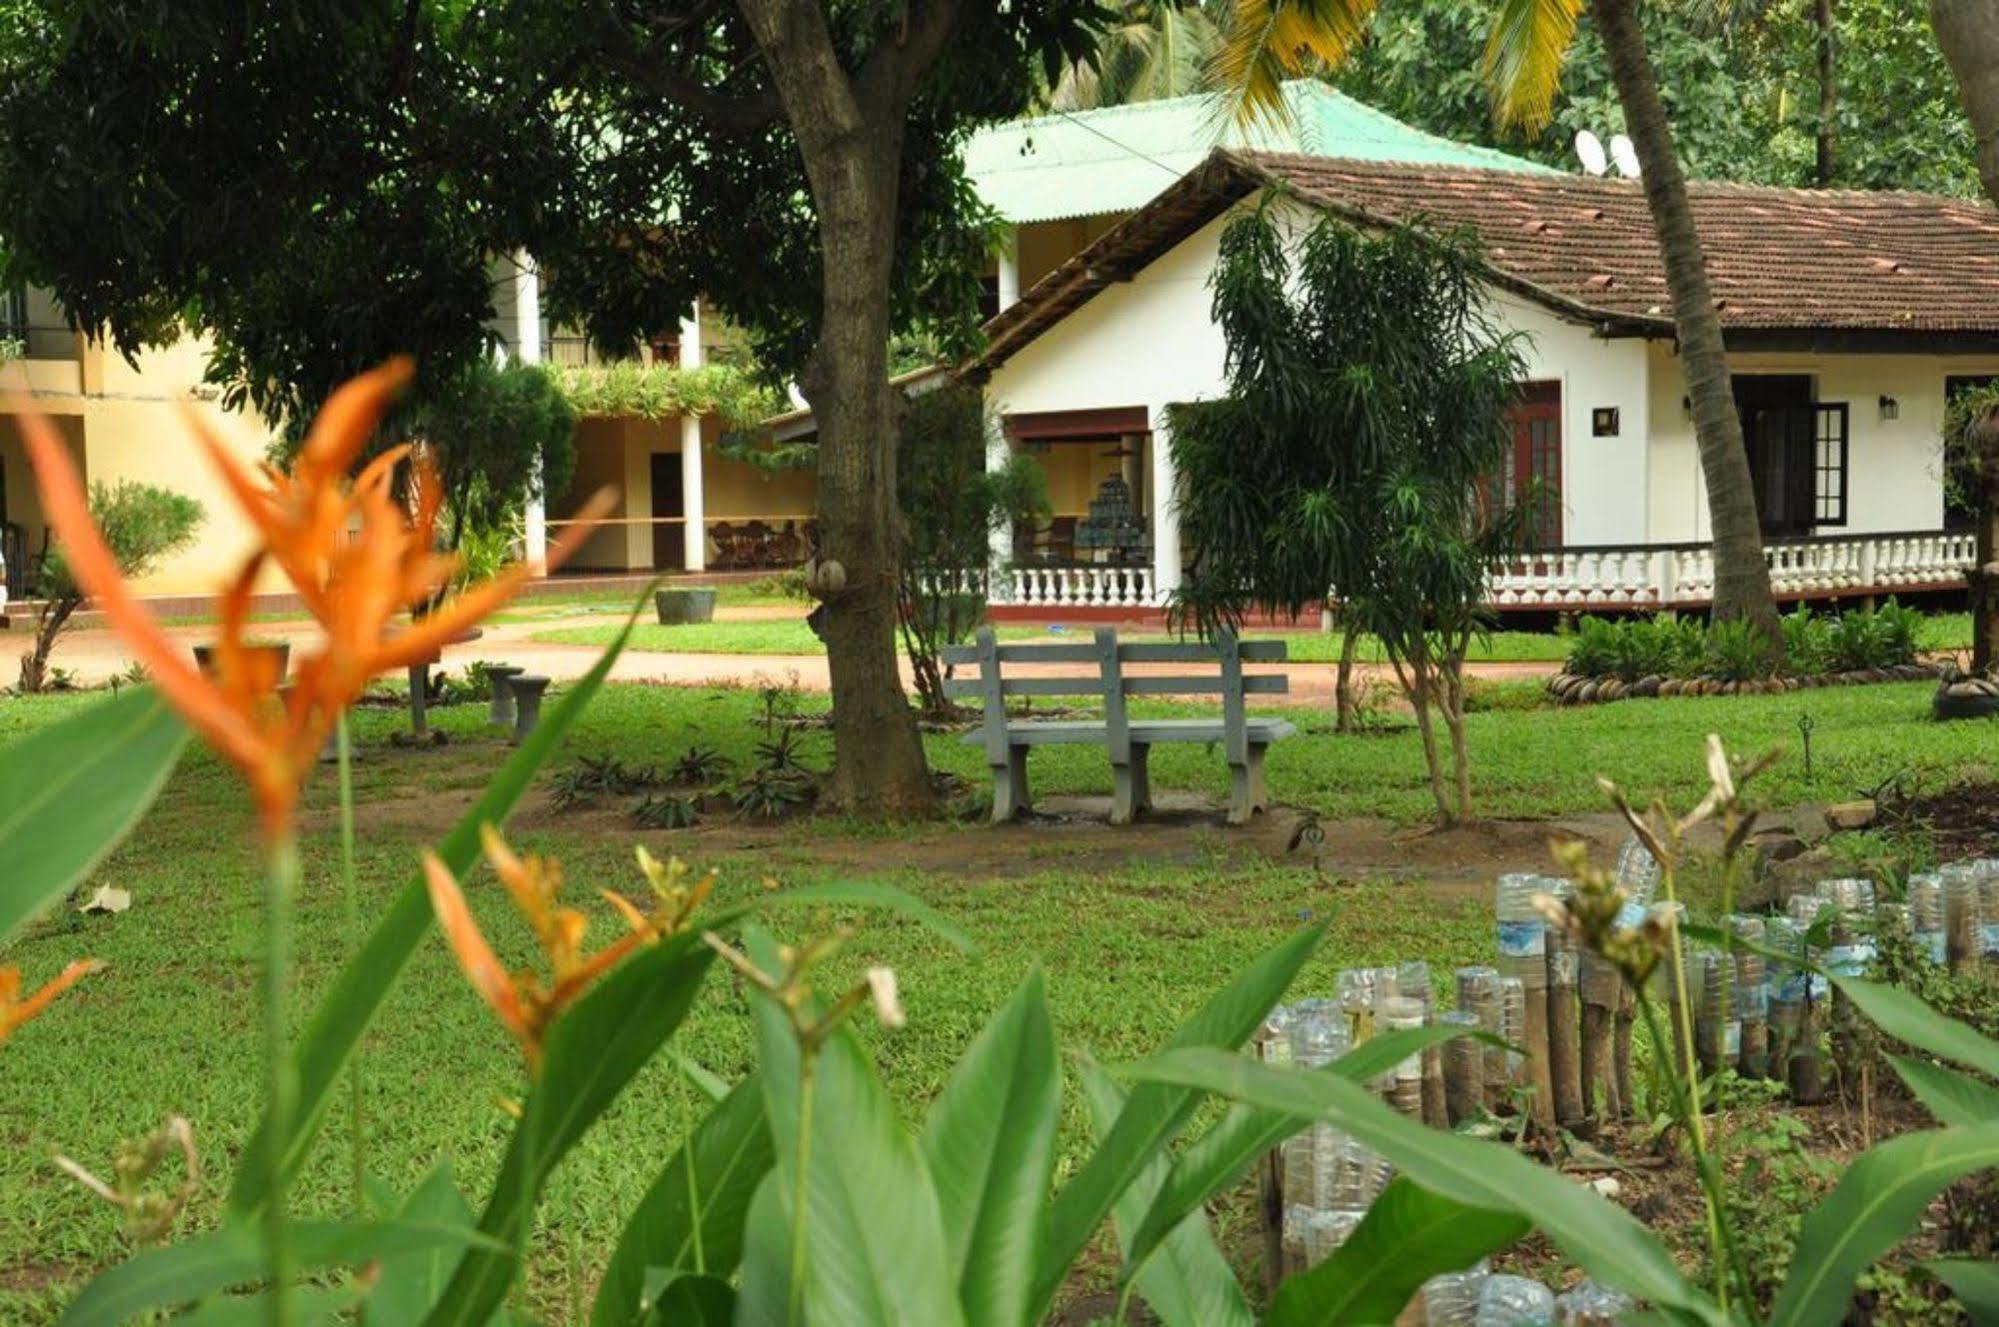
1504, 383, 1562, 547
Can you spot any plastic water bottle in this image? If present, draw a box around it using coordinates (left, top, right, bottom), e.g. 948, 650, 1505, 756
1457, 965, 1507, 1091
1557, 1279, 1634, 1325
1476, 1273, 1557, 1325
1423, 1260, 1492, 1326
1613, 834, 1661, 903
1302, 1207, 1364, 1267
1380, 995, 1426, 1117
1496, 874, 1550, 994
1908, 873, 1947, 965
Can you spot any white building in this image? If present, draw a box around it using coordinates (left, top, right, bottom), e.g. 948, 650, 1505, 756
968, 149, 1999, 615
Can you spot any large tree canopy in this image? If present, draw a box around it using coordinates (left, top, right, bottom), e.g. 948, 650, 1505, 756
0, 0, 1103, 814
0, 1, 1086, 421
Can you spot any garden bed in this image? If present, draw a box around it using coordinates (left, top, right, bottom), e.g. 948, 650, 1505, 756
1547, 660, 1938, 704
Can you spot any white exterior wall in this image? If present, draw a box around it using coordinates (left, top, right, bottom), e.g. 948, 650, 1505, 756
1498, 293, 1649, 547
1644, 345, 1993, 543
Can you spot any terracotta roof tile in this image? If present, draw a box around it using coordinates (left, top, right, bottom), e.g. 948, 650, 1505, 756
970, 149, 1999, 375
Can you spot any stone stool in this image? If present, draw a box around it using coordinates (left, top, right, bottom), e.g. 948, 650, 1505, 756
510, 675, 552, 745
487, 664, 526, 727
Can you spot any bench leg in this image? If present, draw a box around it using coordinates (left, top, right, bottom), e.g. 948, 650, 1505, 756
991, 745, 1032, 822
1228, 744, 1272, 826
1111, 744, 1153, 826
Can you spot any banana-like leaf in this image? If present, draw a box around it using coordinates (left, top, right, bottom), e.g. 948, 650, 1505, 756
1831, 976, 1999, 1081
0, 685, 187, 946
1125, 1048, 1723, 1323
921, 968, 1060, 1327
1484, 0, 1584, 132
1126, 1023, 1503, 1279
591, 1077, 774, 1327
746, 926, 964, 1327
167, 1286, 360, 1326
1032, 924, 1324, 1317
57, 1219, 501, 1326
1888, 1055, 1999, 1128
229, 600, 648, 1218
365, 1164, 477, 1327
636, 1270, 734, 1325
1263, 1177, 1527, 1326
1926, 1259, 1999, 1325
423, 929, 721, 1326
1769, 1121, 1999, 1327
733, 1171, 794, 1327
1080, 1059, 1253, 1327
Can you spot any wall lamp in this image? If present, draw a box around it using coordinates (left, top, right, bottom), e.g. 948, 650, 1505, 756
1879, 394, 1899, 421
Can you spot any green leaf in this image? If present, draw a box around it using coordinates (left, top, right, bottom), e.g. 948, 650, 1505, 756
920, 969, 1059, 1327
636, 1270, 735, 1325
365, 1164, 477, 1327
1770, 1121, 1999, 1327
1124, 1048, 1721, 1323
423, 927, 721, 1327
1032, 924, 1324, 1318
591, 1076, 774, 1327
167, 1285, 360, 1326
1079, 1059, 1253, 1327
746, 925, 964, 1327
228, 598, 646, 1218
57, 1219, 499, 1326
1263, 1177, 1528, 1327
0, 686, 187, 946
1887, 1055, 1999, 1127
1926, 1259, 1999, 1325
1832, 976, 1999, 1082
1127, 1022, 1500, 1279
733, 1171, 794, 1327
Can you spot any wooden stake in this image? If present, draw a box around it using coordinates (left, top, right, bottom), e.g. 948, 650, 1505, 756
1612, 984, 1636, 1121
1580, 953, 1619, 1122
1947, 877, 1981, 972
1441, 1013, 1484, 1126
1548, 930, 1586, 1129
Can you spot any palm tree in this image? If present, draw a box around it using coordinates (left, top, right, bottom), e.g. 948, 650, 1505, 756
1048, 0, 1229, 110
1212, 0, 1784, 646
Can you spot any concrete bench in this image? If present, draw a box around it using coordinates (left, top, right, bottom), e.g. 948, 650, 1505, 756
943, 626, 1295, 826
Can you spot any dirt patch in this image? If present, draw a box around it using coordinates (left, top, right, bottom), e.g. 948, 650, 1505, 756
1898, 781, 1999, 861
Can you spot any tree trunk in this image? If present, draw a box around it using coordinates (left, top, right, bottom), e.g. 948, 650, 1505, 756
1591, 0, 1781, 649
1441, 653, 1472, 822
734, 0, 936, 815
1931, 1, 1999, 675
20, 595, 79, 693
1334, 617, 1360, 732
1976, 469, 1999, 674
1814, 0, 1837, 186
1396, 647, 1455, 828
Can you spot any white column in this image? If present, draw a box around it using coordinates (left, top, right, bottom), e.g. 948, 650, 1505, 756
678, 304, 706, 572
513, 254, 548, 575
1148, 412, 1181, 603
986, 413, 1013, 600
997, 228, 1021, 311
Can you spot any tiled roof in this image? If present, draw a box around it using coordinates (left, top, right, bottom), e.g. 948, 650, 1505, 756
970, 149, 1999, 374
962, 83, 1551, 226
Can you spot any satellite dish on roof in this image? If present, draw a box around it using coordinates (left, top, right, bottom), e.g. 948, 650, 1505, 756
1574, 129, 1609, 176
1609, 134, 1642, 179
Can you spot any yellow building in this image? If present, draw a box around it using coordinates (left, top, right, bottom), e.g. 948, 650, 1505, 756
1, 285, 280, 600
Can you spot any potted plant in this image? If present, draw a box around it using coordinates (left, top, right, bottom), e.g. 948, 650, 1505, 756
654, 585, 717, 625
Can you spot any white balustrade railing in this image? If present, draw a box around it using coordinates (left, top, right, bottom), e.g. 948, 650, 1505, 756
1480, 530, 1973, 611
959, 530, 1974, 612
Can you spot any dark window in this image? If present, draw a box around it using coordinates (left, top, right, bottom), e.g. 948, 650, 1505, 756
1492, 382, 1562, 546
1733, 375, 1818, 537
1813, 403, 1849, 526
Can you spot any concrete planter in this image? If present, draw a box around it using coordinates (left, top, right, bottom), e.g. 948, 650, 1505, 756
655, 588, 717, 625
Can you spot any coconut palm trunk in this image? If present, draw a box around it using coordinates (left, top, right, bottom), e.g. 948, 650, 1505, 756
1933, 0, 1999, 672
1590, 0, 1782, 646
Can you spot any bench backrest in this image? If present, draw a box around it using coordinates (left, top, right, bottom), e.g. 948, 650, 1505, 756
941, 627, 1289, 764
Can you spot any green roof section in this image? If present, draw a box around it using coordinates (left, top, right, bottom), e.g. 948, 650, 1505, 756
964, 80, 1556, 225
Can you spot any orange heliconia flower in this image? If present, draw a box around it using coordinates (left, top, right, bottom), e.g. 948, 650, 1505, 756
423, 830, 712, 1070
17, 359, 614, 837
0, 959, 105, 1052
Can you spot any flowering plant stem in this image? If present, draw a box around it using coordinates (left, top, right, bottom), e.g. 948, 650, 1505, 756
337, 715, 364, 1219
262, 833, 300, 1327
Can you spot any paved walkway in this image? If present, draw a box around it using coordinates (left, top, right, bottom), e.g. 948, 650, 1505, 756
7, 607, 1561, 703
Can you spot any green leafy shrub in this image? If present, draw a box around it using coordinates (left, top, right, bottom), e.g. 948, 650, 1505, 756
1570, 603, 1925, 685
1704, 618, 1780, 680
630, 792, 698, 829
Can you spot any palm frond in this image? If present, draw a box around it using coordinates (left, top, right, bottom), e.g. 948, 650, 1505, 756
1206, 0, 1380, 134
1483, 0, 1585, 133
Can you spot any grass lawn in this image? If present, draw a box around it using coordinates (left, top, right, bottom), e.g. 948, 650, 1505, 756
2, 671, 1995, 1316
530, 611, 1978, 664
